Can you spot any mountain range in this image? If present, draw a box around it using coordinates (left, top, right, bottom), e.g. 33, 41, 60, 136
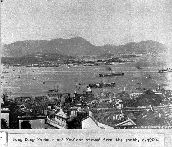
2, 37, 167, 57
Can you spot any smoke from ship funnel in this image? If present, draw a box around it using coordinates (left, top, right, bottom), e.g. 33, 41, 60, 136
105, 66, 112, 71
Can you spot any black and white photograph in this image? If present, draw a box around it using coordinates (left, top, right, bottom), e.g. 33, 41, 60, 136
1, 0, 172, 131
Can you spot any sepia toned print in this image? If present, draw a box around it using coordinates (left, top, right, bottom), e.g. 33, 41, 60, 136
1, 0, 172, 130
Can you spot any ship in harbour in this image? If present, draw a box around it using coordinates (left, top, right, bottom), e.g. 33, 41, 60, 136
158, 68, 172, 73
88, 82, 116, 88
99, 72, 124, 77
99, 66, 124, 77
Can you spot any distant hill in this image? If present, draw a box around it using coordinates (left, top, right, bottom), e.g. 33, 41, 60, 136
1, 53, 75, 66
118, 40, 167, 54
2, 40, 49, 57
2, 37, 167, 57
2, 37, 106, 57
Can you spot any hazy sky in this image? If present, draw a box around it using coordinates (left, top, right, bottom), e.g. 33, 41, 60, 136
2, 0, 172, 47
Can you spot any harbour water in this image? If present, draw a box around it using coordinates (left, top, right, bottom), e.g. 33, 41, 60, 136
1, 62, 172, 98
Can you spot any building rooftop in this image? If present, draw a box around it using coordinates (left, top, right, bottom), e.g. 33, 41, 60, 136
82, 114, 114, 129
55, 108, 68, 119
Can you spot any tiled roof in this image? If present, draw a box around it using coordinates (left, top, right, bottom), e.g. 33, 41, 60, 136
136, 105, 172, 126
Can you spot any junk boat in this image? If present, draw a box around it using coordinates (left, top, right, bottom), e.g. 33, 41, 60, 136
158, 68, 172, 73
89, 82, 116, 88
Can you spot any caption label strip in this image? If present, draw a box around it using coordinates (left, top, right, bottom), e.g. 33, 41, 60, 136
7, 132, 165, 147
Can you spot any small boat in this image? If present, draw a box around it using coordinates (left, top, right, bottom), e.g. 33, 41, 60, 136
135, 65, 143, 70
26, 65, 33, 67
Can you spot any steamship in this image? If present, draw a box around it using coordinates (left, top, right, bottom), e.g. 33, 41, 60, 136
158, 68, 172, 73
99, 72, 124, 77
99, 66, 124, 77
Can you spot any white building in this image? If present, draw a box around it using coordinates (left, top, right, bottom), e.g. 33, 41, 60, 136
115, 99, 123, 109
82, 111, 114, 129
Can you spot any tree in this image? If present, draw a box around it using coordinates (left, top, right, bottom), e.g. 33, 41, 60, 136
136, 89, 163, 106
116, 91, 130, 100
60, 93, 71, 112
